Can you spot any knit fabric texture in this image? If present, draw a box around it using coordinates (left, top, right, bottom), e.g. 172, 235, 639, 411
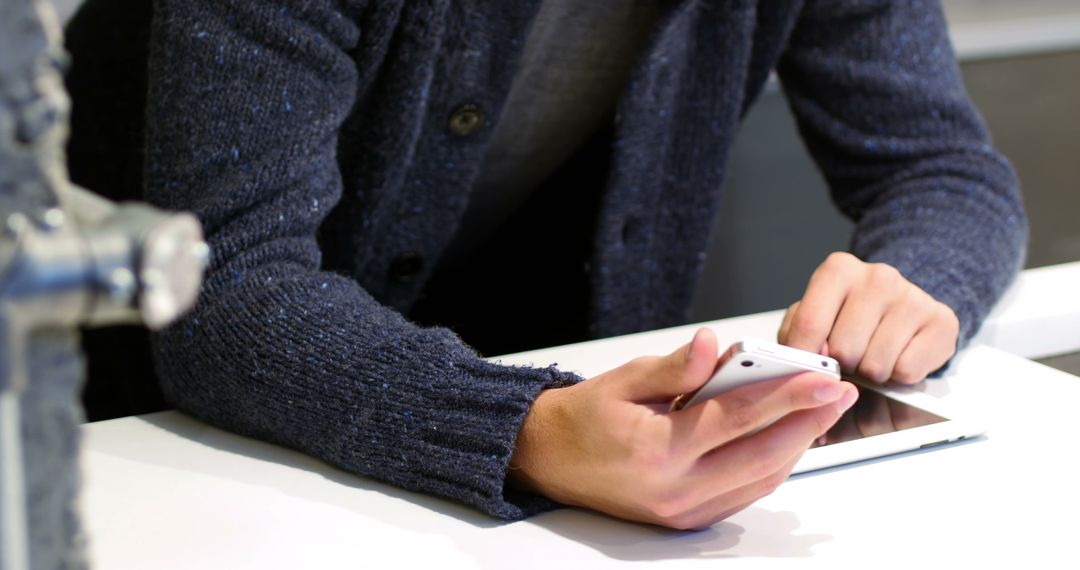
133, 0, 1026, 519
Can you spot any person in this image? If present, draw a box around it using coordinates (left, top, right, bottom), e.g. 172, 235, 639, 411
64, 0, 1026, 529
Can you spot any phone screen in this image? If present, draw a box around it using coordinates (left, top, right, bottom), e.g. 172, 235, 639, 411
812, 383, 947, 448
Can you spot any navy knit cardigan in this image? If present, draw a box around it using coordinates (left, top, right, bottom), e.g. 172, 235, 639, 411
131, 0, 1025, 519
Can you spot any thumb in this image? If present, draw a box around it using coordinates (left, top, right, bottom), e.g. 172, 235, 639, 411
621, 327, 720, 402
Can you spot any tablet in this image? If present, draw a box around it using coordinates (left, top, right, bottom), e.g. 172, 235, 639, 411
791, 378, 987, 474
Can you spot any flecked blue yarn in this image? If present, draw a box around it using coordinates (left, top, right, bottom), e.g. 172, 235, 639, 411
141, 0, 1025, 519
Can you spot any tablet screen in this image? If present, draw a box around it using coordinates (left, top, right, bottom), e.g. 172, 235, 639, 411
812, 382, 948, 448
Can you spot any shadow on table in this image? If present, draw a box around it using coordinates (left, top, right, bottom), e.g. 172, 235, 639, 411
93, 411, 831, 562
527, 507, 830, 561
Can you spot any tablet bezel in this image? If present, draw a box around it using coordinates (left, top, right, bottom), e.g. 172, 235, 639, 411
792, 378, 988, 474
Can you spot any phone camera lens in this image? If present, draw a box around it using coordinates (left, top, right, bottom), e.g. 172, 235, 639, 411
741, 360, 753, 367
822, 361, 829, 367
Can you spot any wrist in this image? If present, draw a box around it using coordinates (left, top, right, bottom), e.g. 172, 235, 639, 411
507, 387, 567, 498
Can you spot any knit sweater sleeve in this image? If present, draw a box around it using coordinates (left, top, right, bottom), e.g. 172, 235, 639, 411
776, 0, 1028, 346
142, 0, 578, 519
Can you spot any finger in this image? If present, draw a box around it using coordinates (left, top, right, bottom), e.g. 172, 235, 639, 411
857, 298, 929, 383
681, 327, 722, 391
826, 286, 889, 374
779, 303, 831, 355
676, 454, 803, 529
688, 383, 858, 493
777, 301, 799, 345
891, 318, 957, 384
678, 404, 849, 521
616, 327, 720, 402
784, 253, 859, 353
671, 373, 852, 458
653, 388, 855, 528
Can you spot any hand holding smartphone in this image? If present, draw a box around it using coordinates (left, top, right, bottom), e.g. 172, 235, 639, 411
672, 338, 840, 410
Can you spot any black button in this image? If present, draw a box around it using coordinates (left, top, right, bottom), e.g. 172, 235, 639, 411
448, 104, 484, 136
388, 252, 425, 282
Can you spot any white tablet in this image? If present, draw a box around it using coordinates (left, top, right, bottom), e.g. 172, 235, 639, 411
792, 378, 987, 474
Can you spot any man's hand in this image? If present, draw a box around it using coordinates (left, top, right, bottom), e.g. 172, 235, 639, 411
779, 252, 960, 384
509, 327, 857, 530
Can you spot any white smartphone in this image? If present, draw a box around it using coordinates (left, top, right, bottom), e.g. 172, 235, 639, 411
672, 338, 841, 410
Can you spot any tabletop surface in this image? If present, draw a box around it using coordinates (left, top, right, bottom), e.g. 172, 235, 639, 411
80, 308, 1080, 568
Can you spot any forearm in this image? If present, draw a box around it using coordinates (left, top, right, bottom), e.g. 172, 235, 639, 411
778, 0, 1028, 344
154, 265, 578, 518
144, 0, 579, 519
846, 150, 1026, 345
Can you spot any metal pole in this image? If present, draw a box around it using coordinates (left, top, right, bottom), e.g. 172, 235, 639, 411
0, 391, 29, 570
0, 1, 208, 567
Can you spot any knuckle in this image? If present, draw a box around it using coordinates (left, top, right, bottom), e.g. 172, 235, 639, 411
643, 491, 693, 526
911, 284, 934, 303
891, 358, 924, 384
867, 263, 901, 290
661, 513, 701, 531
824, 251, 856, 269
752, 459, 786, 487
626, 429, 676, 472
828, 343, 860, 372
910, 285, 939, 310
788, 314, 826, 344
721, 396, 762, 434
813, 255, 842, 281
871, 262, 901, 280
630, 445, 673, 475
761, 470, 789, 495
857, 358, 888, 383
746, 446, 788, 483
901, 290, 932, 317
935, 304, 960, 333
893, 370, 922, 385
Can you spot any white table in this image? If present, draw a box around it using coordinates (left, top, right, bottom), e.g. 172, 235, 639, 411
81, 264, 1080, 568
